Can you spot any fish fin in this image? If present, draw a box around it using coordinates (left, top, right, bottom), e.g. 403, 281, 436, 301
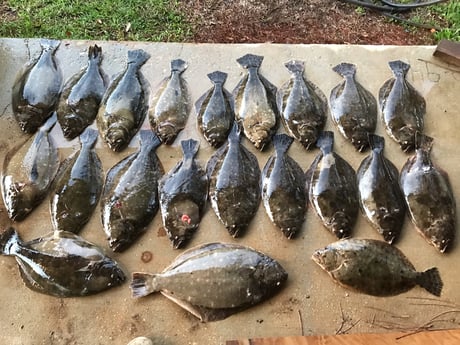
0, 227, 20, 255
416, 267, 443, 297
127, 49, 150, 67
181, 139, 200, 159
316, 131, 334, 153
171, 59, 187, 73
273, 134, 293, 154
130, 272, 158, 298
88, 44, 102, 64
236, 53, 263, 69
332, 62, 356, 77
368, 134, 384, 152
39, 39, 60, 52
79, 127, 99, 148
388, 60, 410, 77
415, 132, 433, 152
228, 122, 241, 144
139, 130, 162, 150
285, 60, 305, 74
40, 112, 58, 133
207, 71, 227, 84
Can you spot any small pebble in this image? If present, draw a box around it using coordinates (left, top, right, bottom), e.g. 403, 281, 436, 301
127, 336, 153, 345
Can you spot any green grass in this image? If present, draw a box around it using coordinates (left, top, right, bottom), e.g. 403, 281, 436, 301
431, 1, 460, 41
0, 0, 192, 41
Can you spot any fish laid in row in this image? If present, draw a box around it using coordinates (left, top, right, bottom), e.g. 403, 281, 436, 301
150, 59, 190, 145
261, 134, 306, 239
0, 227, 125, 297
195, 71, 234, 148
12, 39, 62, 134
276, 60, 327, 150
313, 238, 443, 297
130, 242, 287, 322
101, 130, 163, 252
400, 134, 456, 253
159, 139, 207, 249
57, 45, 107, 140
330, 62, 377, 152
97, 49, 150, 152
1, 113, 60, 221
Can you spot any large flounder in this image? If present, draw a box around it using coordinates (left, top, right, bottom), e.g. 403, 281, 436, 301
0, 227, 125, 297
330, 62, 377, 152
97, 49, 150, 152
400, 134, 456, 253
313, 238, 443, 297
130, 242, 287, 322
379, 60, 426, 152
1, 113, 60, 221
276, 60, 327, 150
57, 45, 107, 140
233, 54, 278, 151
12, 39, 62, 133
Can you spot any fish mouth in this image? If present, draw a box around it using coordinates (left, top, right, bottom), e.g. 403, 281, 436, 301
157, 123, 178, 145
61, 115, 84, 139
311, 249, 324, 266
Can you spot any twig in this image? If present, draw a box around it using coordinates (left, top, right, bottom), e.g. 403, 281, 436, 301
298, 309, 304, 336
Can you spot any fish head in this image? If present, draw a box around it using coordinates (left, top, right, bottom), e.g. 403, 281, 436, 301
351, 132, 370, 152
165, 201, 200, 248
60, 113, 85, 139
3, 182, 37, 221
253, 257, 288, 293
156, 122, 178, 145
83, 260, 126, 291
331, 212, 352, 239
106, 123, 131, 152
297, 124, 319, 149
312, 246, 340, 272
429, 221, 454, 253
108, 219, 144, 252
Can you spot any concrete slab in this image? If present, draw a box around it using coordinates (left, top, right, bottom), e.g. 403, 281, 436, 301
0, 38, 459, 345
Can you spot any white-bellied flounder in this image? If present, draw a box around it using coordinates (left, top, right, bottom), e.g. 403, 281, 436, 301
12, 39, 62, 134
379, 60, 426, 152
130, 242, 287, 322
233, 54, 278, 151
313, 238, 443, 297
400, 134, 456, 253
0, 227, 125, 297
276, 60, 327, 150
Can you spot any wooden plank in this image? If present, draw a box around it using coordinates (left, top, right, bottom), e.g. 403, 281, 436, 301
227, 329, 460, 345
433, 39, 460, 67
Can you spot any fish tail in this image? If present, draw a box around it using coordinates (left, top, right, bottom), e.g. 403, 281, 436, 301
415, 132, 433, 152
416, 267, 443, 297
316, 131, 334, 152
171, 59, 187, 73
388, 60, 410, 77
332, 62, 356, 78
236, 53, 264, 69
40, 112, 58, 133
285, 60, 305, 74
88, 44, 102, 64
130, 272, 158, 298
139, 130, 162, 151
79, 127, 99, 149
181, 139, 200, 159
127, 49, 150, 67
207, 71, 227, 85
39, 39, 60, 53
0, 227, 21, 255
228, 122, 241, 144
368, 134, 384, 152
273, 134, 294, 154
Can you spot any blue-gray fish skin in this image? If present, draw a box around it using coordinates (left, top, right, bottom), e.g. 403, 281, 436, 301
101, 130, 163, 252
195, 71, 234, 148
233, 54, 278, 151
307, 131, 359, 239
400, 134, 456, 253
130, 242, 287, 322
1, 113, 60, 221
330, 63, 377, 152
261, 134, 307, 239
207, 123, 261, 237
12, 39, 62, 134
276, 60, 327, 150
379, 60, 426, 152
150, 59, 190, 145
97, 49, 150, 152
0, 227, 125, 297
159, 139, 208, 249
312, 238, 443, 297
50, 128, 103, 234
357, 134, 406, 244
57, 45, 107, 140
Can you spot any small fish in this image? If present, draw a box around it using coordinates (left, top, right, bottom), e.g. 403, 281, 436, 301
101, 130, 163, 252
261, 134, 307, 239
312, 238, 443, 297
357, 134, 406, 244
307, 131, 359, 239
97, 49, 150, 152
0, 227, 125, 297
379, 60, 426, 152
276, 60, 327, 149
1, 113, 60, 221
233, 54, 278, 151
57, 45, 107, 140
400, 134, 456, 253
195, 71, 234, 148
149, 59, 190, 145
130, 242, 287, 322
207, 123, 261, 237
12, 39, 62, 133
159, 139, 208, 249
50, 128, 103, 234
330, 63, 377, 152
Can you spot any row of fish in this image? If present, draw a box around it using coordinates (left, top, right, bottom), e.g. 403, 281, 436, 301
12, 40, 426, 154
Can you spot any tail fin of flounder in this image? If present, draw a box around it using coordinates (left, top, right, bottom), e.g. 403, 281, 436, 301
79, 127, 99, 149
273, 134, 293, 155
127, 49, 150, 67
207, 71, 227, 85
236, 53, 264, 69
181, 139, 200, 160
333, 62, 356, 78
228, 122, 241, 144
416, 267, 443, 297
39, 39, 60, 53
285, 60, 305, 75
0, 227, 21, 255
171, 59, 187, 73
139, 130, 162, 151
388, 60, 410, 78
316, 131, 334, 154
368, 134, 384, 153
40, 112, 58, 133
130, 272, 159, 298
88, 45, 102, 64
